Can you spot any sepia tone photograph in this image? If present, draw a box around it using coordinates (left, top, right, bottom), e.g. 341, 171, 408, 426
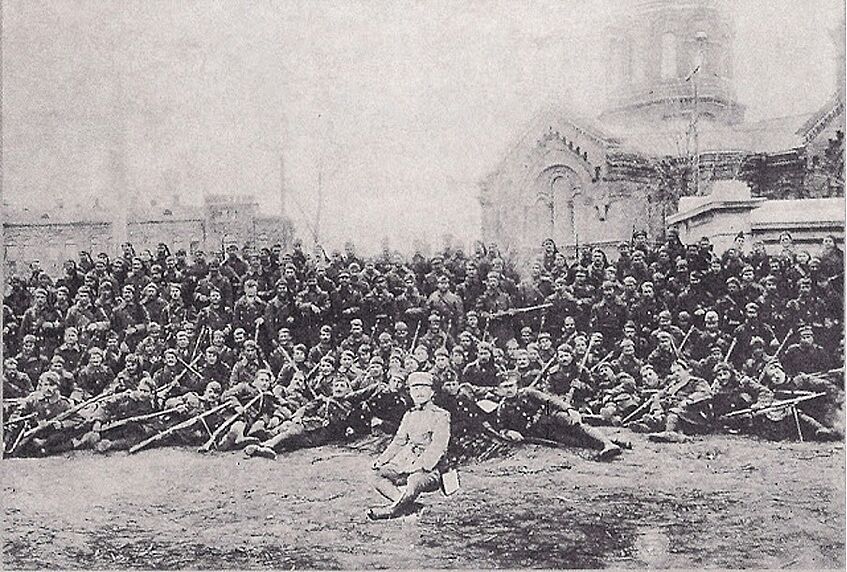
1, 0, 845, 569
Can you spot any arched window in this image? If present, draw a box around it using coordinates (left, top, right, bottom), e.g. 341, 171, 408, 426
661, 32, 677, 79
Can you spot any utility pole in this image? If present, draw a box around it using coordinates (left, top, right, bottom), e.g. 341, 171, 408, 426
690, 32, 708, 196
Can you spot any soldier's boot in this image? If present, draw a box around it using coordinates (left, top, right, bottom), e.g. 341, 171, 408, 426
217, 423, 243, 451
243, 444, 277, 459
369, 473, 434, 520
577, 423, 622, 461
797, 411, 839, 440
648, 413, 688, 443
228, 421, 260, 448
72, 431, 101, 450
95, 439, 114, 454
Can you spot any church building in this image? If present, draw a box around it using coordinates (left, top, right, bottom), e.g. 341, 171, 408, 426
478, 0, 844, 257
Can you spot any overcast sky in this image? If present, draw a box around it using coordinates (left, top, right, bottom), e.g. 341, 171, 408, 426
2, 0, 842, 253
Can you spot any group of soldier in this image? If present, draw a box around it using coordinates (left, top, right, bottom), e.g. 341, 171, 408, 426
2, 230, 844, 516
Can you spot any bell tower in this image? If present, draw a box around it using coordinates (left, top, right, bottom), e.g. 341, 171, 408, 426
601, 0, 744, 125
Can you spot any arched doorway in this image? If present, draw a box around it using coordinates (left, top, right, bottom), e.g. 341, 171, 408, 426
533, 165, 584, 248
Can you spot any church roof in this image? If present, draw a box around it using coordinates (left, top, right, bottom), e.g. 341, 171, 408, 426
598, 112, 815, 157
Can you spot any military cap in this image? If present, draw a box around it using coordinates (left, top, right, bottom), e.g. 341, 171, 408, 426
56, 285, 70, 295
148, 322, 162, 332
320, 355, 336, 366
745, 302, 759, 311
499, 370, 520, 384
690, 270, 703, 280
350, 318, 363, 326
340, 349, 356, 358
618, 241, 630, 248
633, 229, 647, 238
428, 313, 442, 322
293, 343, 308, 353
244, 278, 258, 287
255, 368, 273, 379
538, 332, 551, 340
34, 287, 48, 297
125, 353, 140, 362
616, 371, 635, 382
38, 371, 61, 387
205, 381, 222, 393
407, 371, 435, 388
137, 377, 157, 393
378, 331, 392, 341
369, 355, 384, 366
657, 331, 674, 341
164, 348, 178, 356
798, 276, 812, 285
598, 362, 614, 373
205, 345, 221, 355
320, 324, 333, 333
88, 347, 104, 356
50, 355, 65, 364
798, 324, 814, 335
243, 340, 258, 349
477, 341, 493, 352
520, 326, 533, 334
713, 362, 732, 374
725, 277, 740, 286
750, 336, 765, 348
433, 347, 449, 358
100, 281, 114, 291
23, 334, 37, 344
557, 343, 574, 353
465, 309, 478, 317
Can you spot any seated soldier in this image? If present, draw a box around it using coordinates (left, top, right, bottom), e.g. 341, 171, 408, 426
242, 375, 383, 459
492, 370, 622, 461
648, 360, 713, 443
368, 372, 450, 520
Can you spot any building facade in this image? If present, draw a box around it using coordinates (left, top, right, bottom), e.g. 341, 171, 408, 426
3, 194, 293, 276
479, 0, 844, 260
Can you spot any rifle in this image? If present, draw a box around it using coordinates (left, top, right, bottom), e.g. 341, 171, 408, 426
621, 373, 692, 425
157, 355, 204, 397
589, 350, 616, 373
490, 303, 553, 319
579, 334, 596, 371
10, 390, 128, 455
3, 412, 38, 426
527, 355, 558, 389
720, 391, 826, 419
481, 315, 491, 341
101, 406, 183, 432
190, 326, 208, 362
195, 393, 265, 453
131, 400, 233, 454
774, 328, 793, 358
409, 320, 422, 351
723, 337, 737, 364
678, 325, 695, 353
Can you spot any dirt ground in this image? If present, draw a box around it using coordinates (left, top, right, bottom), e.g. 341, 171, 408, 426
3, 430, 845, 569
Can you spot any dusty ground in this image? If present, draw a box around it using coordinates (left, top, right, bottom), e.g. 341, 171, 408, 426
3, 431, 845, 569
